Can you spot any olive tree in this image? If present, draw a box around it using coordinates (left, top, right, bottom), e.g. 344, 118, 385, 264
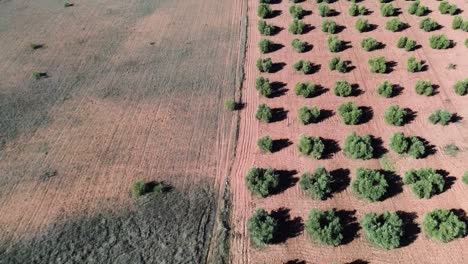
333, 80, 352, 97
360, 212, 404, 249
384, 104, 407, 126
299, 167, 333, 200
403, 168, 445, 199
257, 135, 273, 153
338, 102, 363, 125
377, 81, 394, 98
454, 79, 468, 95
415, 80, 433, 96
297, 135, 325, 159
256, 58, 273, 73
428, 109, 453, 125
352, 168, 388, 202
248, 208, 277, 247
298, 106, 321, 125
256, 103, 273, 122
361, 37, 380, 51
422, 209, 466, 243
305, 209, 344, 246
291, 38, 307, 53
246, 168, 279, 197
429, 34, 451, 49
368, 56, 387, 73
419, 18, 439, 32
294, 82, 317, 97
255, 76, 272, 97
343, 132, 374, 160
257, 3, 273, 18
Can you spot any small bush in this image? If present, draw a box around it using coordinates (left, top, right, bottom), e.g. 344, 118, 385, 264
352, 168, 388, 202
305, 209, 343, 246
419, 18, 439, 32
423, 209, 467, 243
438, 1, 458, 15
462, 171, 468, 184
64, 2, 73, 8
360, 212, 404, 249
338, 102, 363, 125
443, 144, 459, 157
328, 56, 340, 70
256, 103, 273, 122
258, 38, 273, 53
407, 136, 426, 158
318, 3, 332, 17
131, 180, 146, 198
415, 80, 433, 96
257, 136, 273, 153
333, 80, 352, 97
289, 19, 306, 34
297, 135, 325, 159
321, 19, 337, 34
386, 18, 405, 32
246, 168, 279, 197
289, 5, 304, 19
454, 79, 468, 95
327, 36, 344, 52
258, 3, 273, 18
355, 18, 369, 32
384, 104, 407, 126
298, 106, 321, 125
255, 76, 272, 97
299, 167, 333, 200
291, 38, 307, 53
407, 56, 424, 72
225, 99, 235, 111
452, 16, 463, 29
429, 34, 451, 49
404, 168, 445, 199
256, 58, 273, 73
368, 56, 387, 73
389, 132, 409, 154
377, 81, 394, 98
258, 20, 276, 35
30, 43, 44, 50
349, 3, 366, 16
428, 109, 453, 125
248, 208, 277, 247
381, 3, 396, 17
361, 37, 380, 51
294, 82, 317, 97
293, 59, 313, 74
343, 132, 374, 160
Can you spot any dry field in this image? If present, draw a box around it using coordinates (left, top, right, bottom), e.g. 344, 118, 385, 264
231, 0, 468, 263
0, 0, 245, 262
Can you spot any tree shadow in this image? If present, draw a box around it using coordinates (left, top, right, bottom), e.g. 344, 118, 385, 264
302, 10, 313, 18
359, 106, 373, 124
270, 62, 286, 73
328, 10, 341, 17
146, 181, 173, 193
273, 138, 293, 153
347, 260, 369, 264
416, 136, 436, 158
271, 108, 288, 123
234, 102, 245, 110
451, 113, 463, 123
269, 43, 285, 53
270, 10, 282, 19
365, 24, 378, 32
436, 169, 456, 192
451, 209, 468, 236
285, 260, 306, 264
270, 26, 284, 36
341, 41, 353, 51
336, 209, 360, 245
273, 170, 298, 195
308, 63, 321, 74
344, 61, 356, 73
431, 84, 440, 96
385, 61, 397, 73
350, 84, 364, 96
330, 168, 350, 195
371, 136, 387, 159
404, 108, 417, 125
411, 44, 422, 51
269, 0, 282, 4
302, 25, 315, 34
318, 109, 334, 122
381, 171, 403, 200
303, 42, 314, 52
312, 85, 328, 98
397, 211, 420, 247
270, 81, 288, 98
322, 138, 341, 159
271, 207, 304, 244
335, 25, 346, 34
391, 84, 404, 97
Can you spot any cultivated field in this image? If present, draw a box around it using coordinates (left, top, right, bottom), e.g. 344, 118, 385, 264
231, 0, 468, 263
0, 0, 244, 262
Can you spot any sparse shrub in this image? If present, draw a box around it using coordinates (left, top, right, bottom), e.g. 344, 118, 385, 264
428, 109, 453, 125
386, 18, 405, 32
454, 79, 468, 95
349, 3, 366, 16
257, 136, 273, 153
225, 99, 235, 111
384, 105, 407, 126
361, 37, 380, 51
419, 18, 439, 32
318, 3, 332, 17
248, 208, 277, 247
30, 43, 44, 50
327, 35, 344, 52
258, 38, 273, 53
131, 180, 146, 198
381, 3, 396, 17
360, 212, 404, 249
294, 82, 317, 97
298, 106, 321, 125
256, 58, 273, 73
355, 18, 369, 32
293, 59, 313, 74
32, 71, 44, 80
423, 209, 467, 243
407, 56, 424, 72
407, 136, 426, 158
429, 34, 450, 49
246, 168, 279, 197
289, 19, 306, 34
389, 132, 409, 154
297, 135, 325, 159
305, 209, 343, 246
256, 103, 273, 122
368, 56, 387, 73
377, 81, 394, 98
415, 80, 433, 96
258, 20, 276, 35
255, 76, 272, 97
452, 16, 463, 29
333, 80, 352, 97
64, 2, 73, 8
299, 167, 333, 200
291, 38, 307, 53
289, 5, 304, 19
321, 19, 337, 34
328, 56, 340, 70
444, 144, 459, 157
258, 3, 273, 18
438, 1, 458, 15
343, 132, 374, 160
404, 168, 445, 199
462, 171, 468, 184
352, 168, 388, 202
338, 102, 363, 125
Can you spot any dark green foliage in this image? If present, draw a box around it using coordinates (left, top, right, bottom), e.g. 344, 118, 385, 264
328, 56, 340, 70
404, 168, 445, 199
355, 18, 369, 32
343, 132, 374, 160
258, 20, 276, 35
381, 3, 396, 17
291, 38, 307, 53
407, 56, 424, 72
428, 109, 453, 125
131, 180, 146, 198
255, 76, 272, 97
321, 19, 337, 34
407, 136, 426, 158
248, 208, 277, 247
419, 18, 439, 32
246, 168, 279, 197
415, 80, 433, 96
349, 3, 366, 16
256, 58, 273, 73
368, 56, 387, 73
462, 171, 468, 184
429, 34, 450, 49
389, 132, 409, 154
377, 81, 394, 98
386, 18, 405, 32
258, 38, 273, 53
408, 1, 428, 16
305, 209, 344, 246
327, 35, 344, 52
258, 3, 273, 18
360, 212, 404, 249
318, 3, 331, 17
225, 99, 235, 111
259, 0, 271, 3
384, 104, 407, 126
338, 102, 363, 125
293, 59, 313, 74
297, 135, 325, 159
361, 37, 380, 51
289, 19, 306, 34
454, 79, 468, 95
256, 103, 273, 122
294, 82, 317, 97
299, 167, 333, 200
257, 136, 273, 153
351, 168, 388, 202
423, 209, 467, 243
298, 106, 321, 125
289, 5, 304, 19
438, 1, 458, 15
333, 80, 352, 97
452, 16, 463, 29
